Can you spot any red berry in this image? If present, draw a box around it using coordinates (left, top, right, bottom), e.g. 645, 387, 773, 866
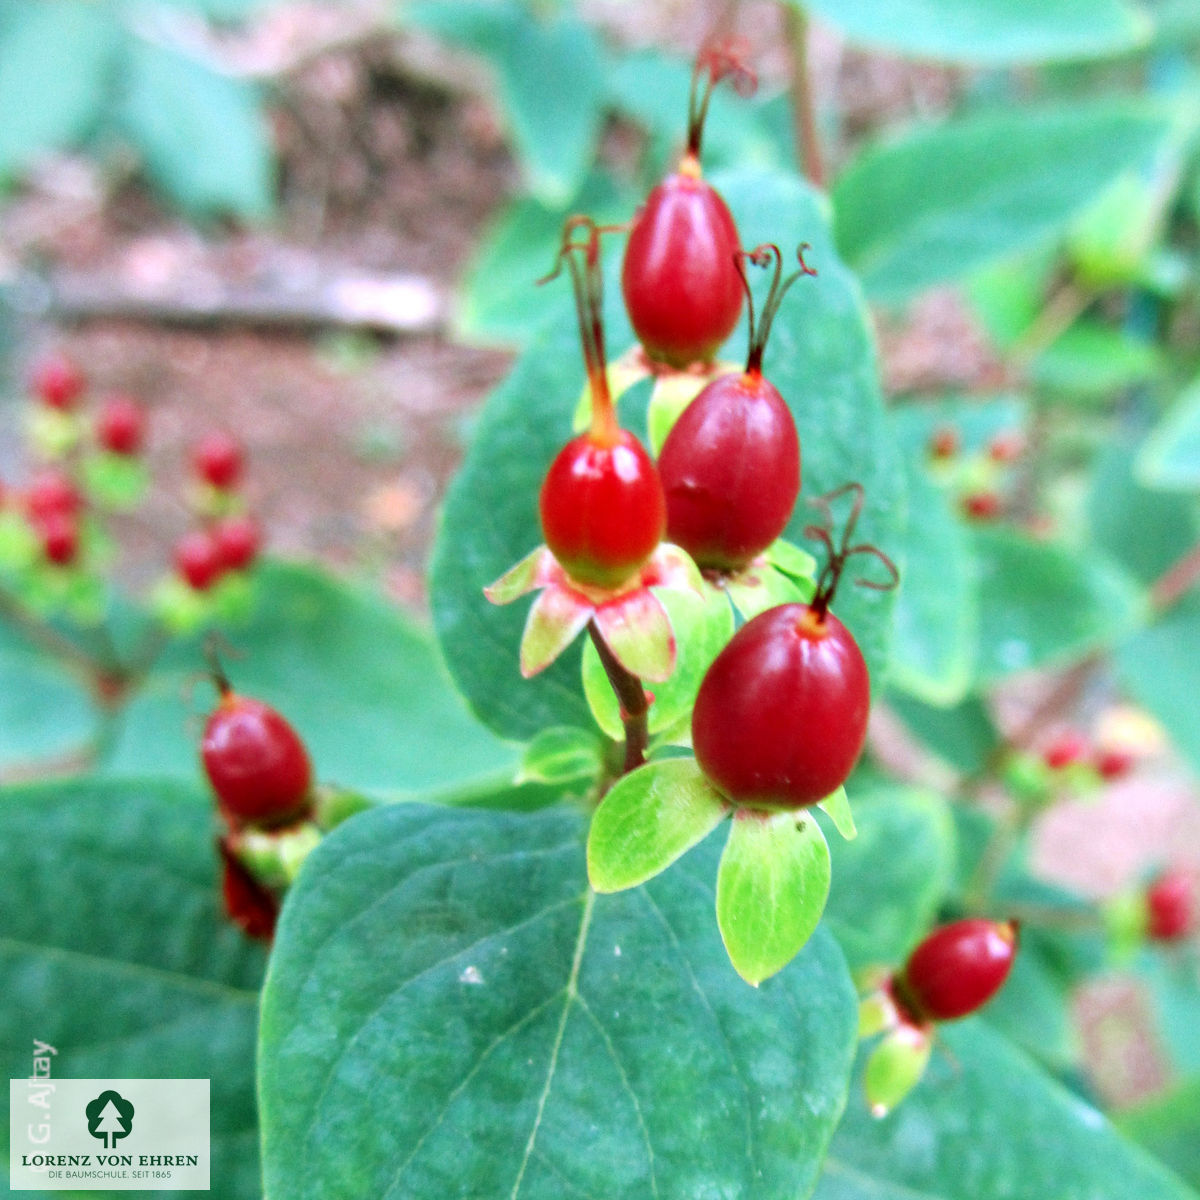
193, 432, 244, 490
202, 692, 313, 827
897, 919, 1019, 1023
96, 393, 146, 456
539, 430, 665, 588
692, 603, 870, 809
174, 529, 224, 591
988, 432, 1025, 464
1043, 729, 1089, 771
658, 370, 800, 571
1095, 747, 1135, 780
622, 172, 743, 368
218, 838, 278, 940
25, 469, 83, 525
928, 426, 959, 460
214, 515, 262, 572
30, 353, 85, 410
1146, 869, 1195, 942
40, 513, 80, 566
962, 491, 1001, 520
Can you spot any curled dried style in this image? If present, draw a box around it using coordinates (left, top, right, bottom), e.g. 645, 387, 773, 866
686, 36, 758, 159
804, 482, 900, 620
736, 242, 818, 375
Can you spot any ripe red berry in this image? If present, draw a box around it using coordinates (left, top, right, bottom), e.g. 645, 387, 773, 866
540, 431, 665, 588
30, 353, 85, 410
1043, 729, 1089, 771
97, 393, 146, 456
193, 432, 244, 490
692, 603, 870, 808
213, 515, 262, 572
656, 244, 813, 571
621, 40, 755, 368
39, 513, 80, 567
1146, 869, 1195, 942
25, 469, 83, 525
174, 529, 224, 591
1095, 747, 1135, 780
896, 919, 1019, 1023
928, 426, 959, 460
218, 838, 279, 940
988, 432, 1025, 464
962, 491, 1001, 520
202, 687, 313, 828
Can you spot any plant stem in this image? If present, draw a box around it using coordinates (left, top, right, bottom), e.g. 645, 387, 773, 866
587, 620, 648, 774
1150, 541, 1200, 612
784, 5, 826, 190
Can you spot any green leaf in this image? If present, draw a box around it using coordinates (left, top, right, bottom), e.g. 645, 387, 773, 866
434, 166, 904, 738
1119, 1077, 1200, 1190
1033, 321, 1161, 397
818, 786, 857, 841
259, 803, 858, 1198
813, 1021, 1198, 1200
518, 725, 606, 785
1138, 376, 1200, 491
825, 787, 956, 968
1134, 950, 1200, 1076
973, 527, 1141, 681
716, 809, 832, 986
0, 778, 264, 1196
102, 562, 516, 793
887, 691, 1001, 775
887, 413, 977, 704
117, 37, 274, 220
588, 757, 728, 892
0, 0, 121, 180
795, 0, 1149, 63
834, 101, 1171, 300
1116, 594, 1200, 776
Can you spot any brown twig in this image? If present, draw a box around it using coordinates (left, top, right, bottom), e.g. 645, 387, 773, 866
783, 6, 826, 190
1149, 541, 1200, 613
587, 621, 649, 774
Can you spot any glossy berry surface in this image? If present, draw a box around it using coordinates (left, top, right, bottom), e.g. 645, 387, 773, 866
203, 695, 313, 826
692, 603, 870, 809
31, 354, 85, 410
97, 394, 146, 456
218, 839, 278, 940
1146, 869, 1195, 941
657, 370, 799, 570
214, 515, 261, 571
25, 470, 83, 525
194, 432, 244, 490
1043, 729, 1089, 770
539, 430, 665, 588
175, 530, 224, 591
962, 492, 1001, 521
898, 918, 1018, 1023
622, 173, 743, 368
40, 514, 80, 566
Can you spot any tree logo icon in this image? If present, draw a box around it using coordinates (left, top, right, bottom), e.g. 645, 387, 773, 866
85, 1090, 135, 1149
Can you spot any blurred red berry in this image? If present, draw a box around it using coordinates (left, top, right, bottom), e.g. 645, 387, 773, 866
25, 469, 83, 525
1043, 730, 1090, 771
175, 530, 223, 591
1095, 747, 1135, 780
218, 838, 278, 941
97, 393, 146, 456
928, 426, 959, 460
193, 432, 244, 491
962, 492, 1001, 520
988, 432, 1025, 464
213, 515, 261, 572
30, 353, 85, 410
40, 513, 79, 566
1146, 869, 1195, 942
897, 919, 1019, 1023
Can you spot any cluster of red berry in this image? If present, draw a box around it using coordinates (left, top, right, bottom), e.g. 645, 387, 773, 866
1040, 727, 1134, 781
927, 422, 1026, 522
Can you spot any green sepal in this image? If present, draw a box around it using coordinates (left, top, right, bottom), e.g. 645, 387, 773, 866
520, 584, 593, 677
863, 1022, 934, 1118
646, 361, 740, 454
26, 407, 83, 458
587, 757, 728, 893
152, 574, 216, 634
313, 786, 376, 831
236, 822, 323, 889
716, 808, 832, 986
765, 538, 819, 582
517, 725, 607, 786
82, 452, 150, 510
858, 988, 899, 1039
211, 569, 256, 624
818, 787, 858, 840
724, 559, 816, 622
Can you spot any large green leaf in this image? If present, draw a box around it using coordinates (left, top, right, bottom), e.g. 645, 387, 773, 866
825, 787, 956, 969
0, 0, 121, 181
813, 1021, 1199, 1200
886, 691, 1001, 775
973, 527, 1141, 681
834, 101, 1170, 300
117, 37, 274, 220
1119, 1078, 1200, 1191
0, 778, 264, 1198
1116, 594, 1200, 776
433, 167, 902, 740
259, 803, 858, 1199
101, 562, 515, 794
796, 0, 1149, 63
1138, 376, 1200, 491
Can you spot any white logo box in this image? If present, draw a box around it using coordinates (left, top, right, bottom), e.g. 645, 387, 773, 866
10, 1079, 210, 1191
